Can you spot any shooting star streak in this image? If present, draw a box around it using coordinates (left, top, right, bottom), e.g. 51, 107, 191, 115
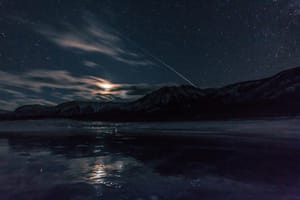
118, 32, 197, 87
141, 48, 197, 87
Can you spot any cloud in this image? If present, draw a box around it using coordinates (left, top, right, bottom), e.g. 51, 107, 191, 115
0, 69, 158, 110
82, 60, 99, 68
37, 13, 153, 66
110, 84, 160, 97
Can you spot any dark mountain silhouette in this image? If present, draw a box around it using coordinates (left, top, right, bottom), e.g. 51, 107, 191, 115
2, 66, 300, 121
0, 109, 10, 114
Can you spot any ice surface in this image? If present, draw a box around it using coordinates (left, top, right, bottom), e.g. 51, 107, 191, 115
0, 118, 300, 199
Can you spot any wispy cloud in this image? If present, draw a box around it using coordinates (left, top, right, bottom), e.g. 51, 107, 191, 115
0, 69, 158, 110
37, 13, 152, 66
82, 60, 99, 68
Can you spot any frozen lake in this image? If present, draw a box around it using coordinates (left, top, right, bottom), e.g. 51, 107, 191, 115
0, 118, 300, 199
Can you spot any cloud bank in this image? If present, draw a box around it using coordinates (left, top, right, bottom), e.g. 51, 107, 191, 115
37, 13, 152, 66
0, 70, 157, 110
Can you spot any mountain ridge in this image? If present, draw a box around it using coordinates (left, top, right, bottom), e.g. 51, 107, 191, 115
2, 66, 300, 121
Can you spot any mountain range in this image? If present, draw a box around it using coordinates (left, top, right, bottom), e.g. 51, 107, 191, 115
1, 66, 300, 121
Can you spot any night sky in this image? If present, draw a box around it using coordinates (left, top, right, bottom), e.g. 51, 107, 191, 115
1, 0, 300, 110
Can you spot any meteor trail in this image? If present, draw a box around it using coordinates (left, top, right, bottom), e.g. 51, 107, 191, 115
140, 48, 197, 87
117, 32, 197, 87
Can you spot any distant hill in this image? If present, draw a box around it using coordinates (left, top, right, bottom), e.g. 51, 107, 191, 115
0, 110, 10, 115
2, 66, 300, 121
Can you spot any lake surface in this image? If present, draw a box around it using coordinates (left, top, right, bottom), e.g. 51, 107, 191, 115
1, 118, 300, 199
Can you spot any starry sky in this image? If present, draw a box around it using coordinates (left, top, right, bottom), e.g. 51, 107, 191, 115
1, 0, 300, 110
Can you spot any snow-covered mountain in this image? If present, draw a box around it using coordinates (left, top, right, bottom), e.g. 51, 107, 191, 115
129, 85, 208, 112
214, 66, 300, 104
3, 66, 300, 121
